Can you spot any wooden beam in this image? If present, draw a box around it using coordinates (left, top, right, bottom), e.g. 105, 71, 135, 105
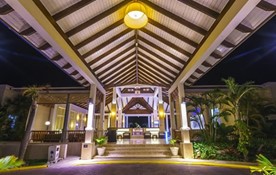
62, 63, 72, 69
139, 44, 181, 71
83, 29, 133, 58
0, 4, 13, 15
51, 54, 63, 61
177, 0, 220, 18
139, 66, 172, 84
88, 37, 135, 67
148, 18, 198, 48
70, 70, 78, 76
75, 19, 124, 49
236, 23, 253, 33
138, 58, 175, 80
38, 42, 51, 50
195, 68, 204, 74
138, 51, 178, 76
140, 0, 207, 35
139, 71, 169, 87
141, 28, 192, 58
53, 0, 95, 21
257, 0, 276, 11
139, 68, 167, 86
66, 0, 131, 37
95, 49, 135, 75
19, 27, 36, 36
202, 61, 212, 68
102, 62, 136, 83
221, 40, 235, 48
106, 69, 136, 86
210, 52, 222, 59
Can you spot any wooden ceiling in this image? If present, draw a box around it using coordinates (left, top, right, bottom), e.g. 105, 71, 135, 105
0, 0, 275, 105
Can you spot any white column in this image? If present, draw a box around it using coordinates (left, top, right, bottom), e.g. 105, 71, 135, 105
98, 93, 105, 137
85, 84, 97, 143
178, 83, 193, 159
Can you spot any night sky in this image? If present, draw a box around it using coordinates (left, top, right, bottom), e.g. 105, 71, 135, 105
0, 16, 275, 87
0, 22, 81, 87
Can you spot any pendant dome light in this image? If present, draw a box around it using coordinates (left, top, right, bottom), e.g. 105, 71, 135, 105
124, 2, 148, 29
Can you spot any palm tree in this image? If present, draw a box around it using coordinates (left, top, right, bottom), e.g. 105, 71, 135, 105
18, 85, 41, 160
222, 77, 256, 160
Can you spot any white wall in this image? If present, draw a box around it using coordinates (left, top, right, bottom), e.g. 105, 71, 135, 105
32, 105, 51, 130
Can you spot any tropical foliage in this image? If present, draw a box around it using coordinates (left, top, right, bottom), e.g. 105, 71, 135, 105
251, 154, 276, 175
188, 77, 276, 161
0, 156, 24, 170
0, 95, 31, 141
95, 136, 107, 147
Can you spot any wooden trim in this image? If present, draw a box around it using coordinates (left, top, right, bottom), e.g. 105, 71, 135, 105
0, 4, 13, 15
95, 49, 136, 75
53, 0, 96, 21
139, 44, 181, 71
141, 28, 192, 58
82, 29, 133, 58
177, 0, 220, 18
19, 27, 36, 36
99, 57, 136, 81
75, 19, 124, 49
140, 0, 207, 35
148, 18, 198, 47
65, 0, 131, 37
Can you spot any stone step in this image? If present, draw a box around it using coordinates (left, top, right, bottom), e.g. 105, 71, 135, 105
105, 147, 170, 150
94, 154, 179, 159
106, 150, 171, 154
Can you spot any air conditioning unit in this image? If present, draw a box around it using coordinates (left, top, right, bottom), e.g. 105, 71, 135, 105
48, 145, 60, 163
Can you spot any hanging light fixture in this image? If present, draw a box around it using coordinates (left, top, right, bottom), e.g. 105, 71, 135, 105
124, 2, 148, 29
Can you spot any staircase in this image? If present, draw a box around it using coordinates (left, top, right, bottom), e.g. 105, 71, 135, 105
94, 143, 181, 159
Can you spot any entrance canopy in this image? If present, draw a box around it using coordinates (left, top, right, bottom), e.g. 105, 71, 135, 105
0, 0, 275, 103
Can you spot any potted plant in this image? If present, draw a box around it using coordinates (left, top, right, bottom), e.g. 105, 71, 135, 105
95, 136, 107, 156
169, 138, 179, 156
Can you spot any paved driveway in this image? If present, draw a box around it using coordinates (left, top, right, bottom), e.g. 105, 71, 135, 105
3, 163, 250, 175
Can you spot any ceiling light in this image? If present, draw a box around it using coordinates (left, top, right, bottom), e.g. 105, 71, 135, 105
124, 2, 148, 29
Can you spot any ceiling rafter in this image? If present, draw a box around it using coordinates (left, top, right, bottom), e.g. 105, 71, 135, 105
38, 42, 51, 50
19, 27, 36, 36
75, 19, 124, 49
53, 0, 96, 21
257, 1, 276, 11
106, 75, 136, 88
95, 49, 136, 76
210, 52, 223, 59
62, 63, 72, 69
139, 66, 172, 84
148, 18, 198, 48
99, 57, 136, 81
106, 69, 136, 86
221, 40, 235, 48
65, 0, 131, 37
140, 0, 207, 35
138, 44, 181, 71
33, 0, 104, 88
141, 28, 192, 58
51, 54, 63, 61
138, 58, 174, 80
88, 36, 135, 66
139, 71, 169, 87
139, 36, 185, 65
195, 68, 204, 74
138, 51, 178, 76
177, 0, 220, 18
236, 23, 253, 33
0, 4, 13, 15
82, 28, 133, 58
70, 70, 78, 76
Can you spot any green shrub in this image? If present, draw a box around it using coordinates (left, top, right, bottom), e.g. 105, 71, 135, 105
251, 154, 276, 175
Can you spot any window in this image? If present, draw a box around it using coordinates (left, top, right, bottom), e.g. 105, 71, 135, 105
190, 114, 205, 130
